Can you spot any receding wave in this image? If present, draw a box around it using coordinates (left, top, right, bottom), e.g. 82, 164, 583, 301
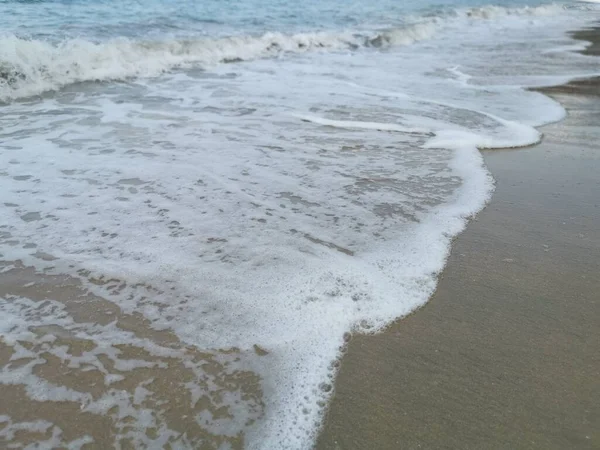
0, 4, 563, 101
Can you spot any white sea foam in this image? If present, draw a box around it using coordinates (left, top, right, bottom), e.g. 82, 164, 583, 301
294, 114, 432, 134
0, 417, 93, 450
0, 294, 262, 447
463, 3, 562, 18
1, 3, 599, 449
0, 3, 577, 102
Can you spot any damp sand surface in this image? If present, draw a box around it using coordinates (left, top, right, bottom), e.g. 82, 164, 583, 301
0, 264, 265, 448
1, 19, 600, 450
317, 28, 600, 450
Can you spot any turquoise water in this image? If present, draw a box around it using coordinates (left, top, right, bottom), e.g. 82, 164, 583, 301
1, 1, 599, 449
2, 0, 553, 40
0, 0, 588, 101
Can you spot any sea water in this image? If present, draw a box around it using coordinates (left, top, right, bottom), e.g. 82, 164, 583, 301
1, 1, 599, 448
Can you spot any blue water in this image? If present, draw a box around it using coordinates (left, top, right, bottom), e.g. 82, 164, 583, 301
2, 0, 552, 41
0, 0, 582, 101
1, 1, 599, 449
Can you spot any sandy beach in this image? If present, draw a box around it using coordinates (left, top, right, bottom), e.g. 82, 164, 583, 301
1, 12, 599, 450
317, 27, 600, 450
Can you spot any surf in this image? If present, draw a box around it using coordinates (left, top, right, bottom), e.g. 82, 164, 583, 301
0, 3, 567, 102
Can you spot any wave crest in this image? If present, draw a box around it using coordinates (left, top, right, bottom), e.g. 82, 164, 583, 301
0, 4, 564, 101
0, 31, 359, 100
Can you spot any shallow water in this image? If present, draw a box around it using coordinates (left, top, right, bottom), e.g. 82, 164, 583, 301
1, 1, 600, 448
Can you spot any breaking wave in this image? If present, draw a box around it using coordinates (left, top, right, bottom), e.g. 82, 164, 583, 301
0, 4, 564, 101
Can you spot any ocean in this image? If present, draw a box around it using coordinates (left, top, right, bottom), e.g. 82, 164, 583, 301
1, 1, 599, 448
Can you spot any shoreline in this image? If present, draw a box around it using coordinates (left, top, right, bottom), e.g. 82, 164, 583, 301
317, 26, 600, 450
0, 18, 598, 450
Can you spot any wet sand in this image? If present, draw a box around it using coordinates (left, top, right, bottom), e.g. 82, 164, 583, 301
317, 28, 600, 450
1, 25, 599, 450
0, 261, 264, 448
